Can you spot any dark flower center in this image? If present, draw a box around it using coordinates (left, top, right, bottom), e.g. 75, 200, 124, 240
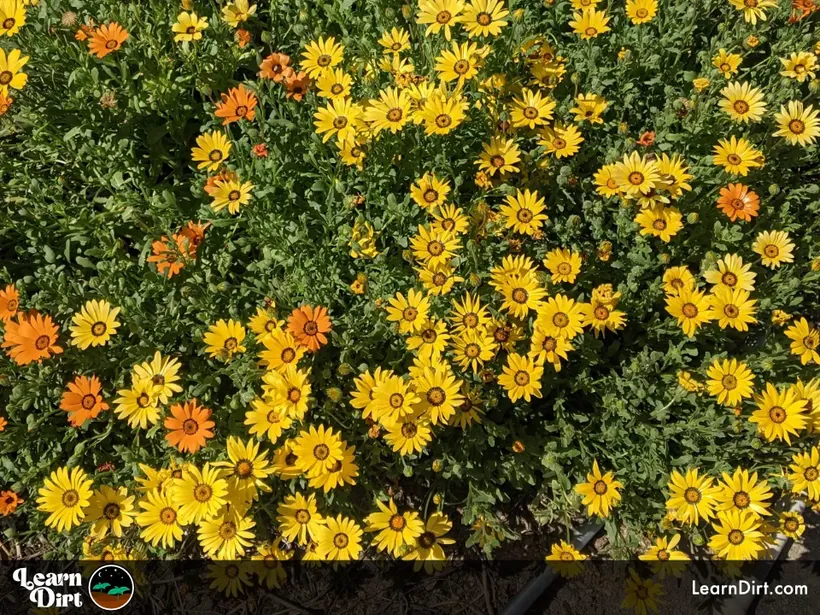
768, 406, 786, 423
517, 209, 533, 223
160, 507, 177, 524
235, 460, 253, 477
389, 393, 404, 408
426, 387, 446, 406
193, 484, 213, 502
182, 418, 199, 435
733, 491, 750, 509
219, 521, 237, 540
62, 490, 79, 507
789, 119, 805, 135
722, 375, 738, 390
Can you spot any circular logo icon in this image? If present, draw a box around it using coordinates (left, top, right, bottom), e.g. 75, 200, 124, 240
88, 564, 134, 611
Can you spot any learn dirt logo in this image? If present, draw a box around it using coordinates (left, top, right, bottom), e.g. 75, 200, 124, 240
87, 564, 134, 611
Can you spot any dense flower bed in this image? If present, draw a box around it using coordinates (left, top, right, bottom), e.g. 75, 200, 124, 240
1, 0, 820, 601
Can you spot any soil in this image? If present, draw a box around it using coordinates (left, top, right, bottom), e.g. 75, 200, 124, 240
91, 591, 131, 609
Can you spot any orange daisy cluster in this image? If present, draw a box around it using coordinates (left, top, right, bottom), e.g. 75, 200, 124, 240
259, 52, 311, 101
147, 221, 210, 279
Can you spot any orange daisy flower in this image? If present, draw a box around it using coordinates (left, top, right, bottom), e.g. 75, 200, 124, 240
236, 28, 251, 48
215, 84, 258, 125
0, 416, 6, 432
147, 237, 185, 278
59, 375, 109, 427
1, 312, 63, 366
259, 52, 292, 82
88, 23, 129, 59
636, 131, 655, 147
252, 143, 269, 158
790, 0, 818, 21
284, 71, 311, 101
176, 221, 210, 255
717, 183, 760, 222
0, 284, 20, 322
75, 21, 95, 42
164, 399, 215, 454
287, 305, 332, 352
204, 169, 239, 196
0, 490, 23, 516
0, 93, 12, 116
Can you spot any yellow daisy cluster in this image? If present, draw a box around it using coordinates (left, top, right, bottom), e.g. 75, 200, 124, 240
0, 0, 815, 594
